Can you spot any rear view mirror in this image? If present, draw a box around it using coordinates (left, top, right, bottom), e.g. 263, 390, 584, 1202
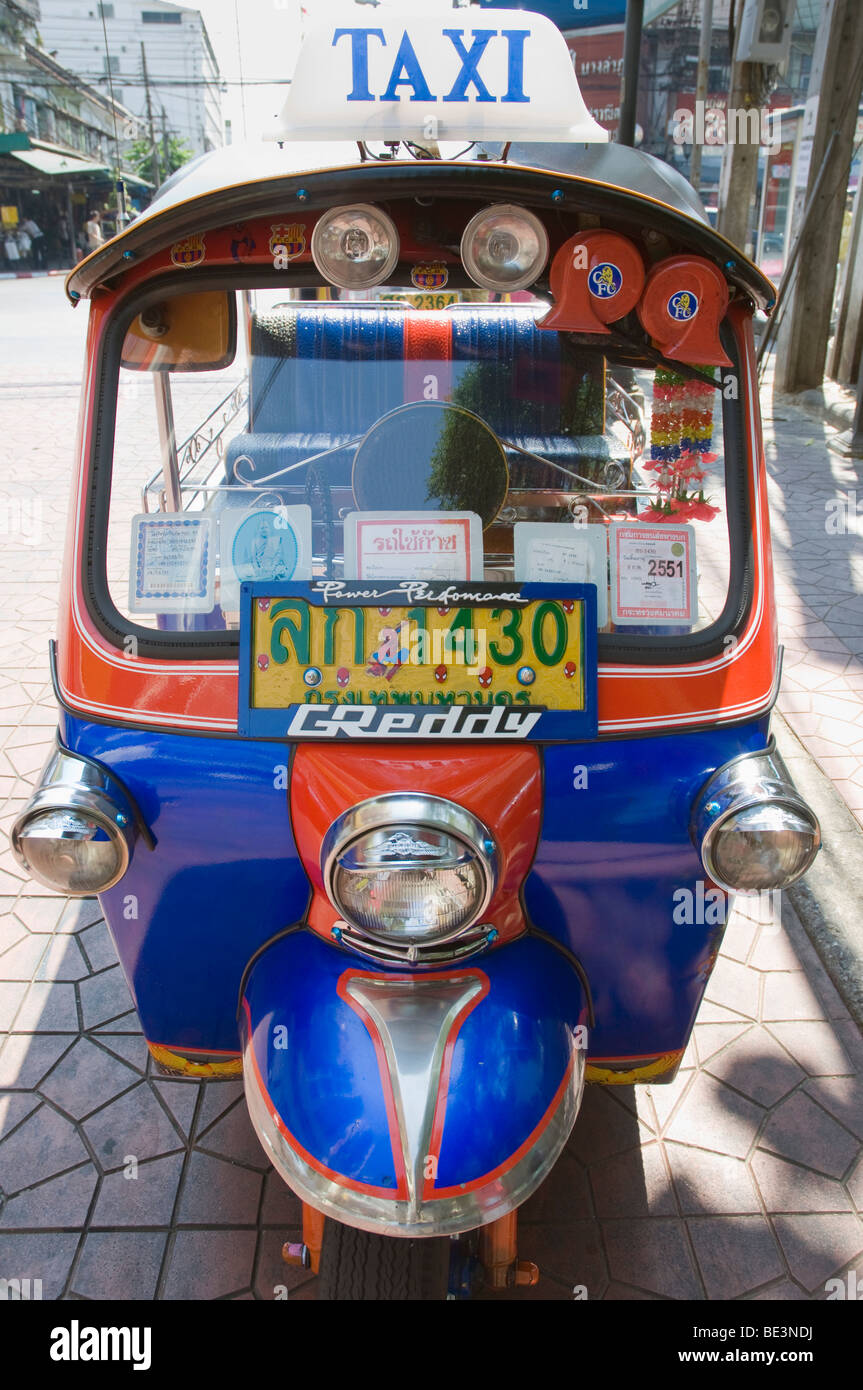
121, 291, 237, 371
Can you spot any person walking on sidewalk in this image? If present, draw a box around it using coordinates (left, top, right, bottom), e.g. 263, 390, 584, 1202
21, 218, 45, 269
84, 211, 103, 254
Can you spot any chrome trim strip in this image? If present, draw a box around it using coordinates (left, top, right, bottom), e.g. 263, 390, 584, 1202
243, 1035, 585, 1238
334, 921, 493, 966
344, 974, 483, 1220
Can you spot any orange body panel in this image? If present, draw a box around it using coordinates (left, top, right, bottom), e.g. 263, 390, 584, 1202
290, 744, 543, 943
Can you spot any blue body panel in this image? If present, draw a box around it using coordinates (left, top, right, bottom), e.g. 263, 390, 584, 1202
526, 718, 770, 1059
243, 930, 584, 1190
60, 710, 769, 1062
60, 711, 309, 1053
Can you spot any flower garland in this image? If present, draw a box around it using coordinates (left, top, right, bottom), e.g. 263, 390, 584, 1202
642, 367, 721, 523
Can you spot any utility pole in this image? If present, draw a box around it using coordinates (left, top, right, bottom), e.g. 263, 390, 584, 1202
689, 0, 714, 194
161, 106, 171, 182
140, 41, 161, 189
716, 6, 761, 254
774, 0, 863, 394
618, 0, 645, 147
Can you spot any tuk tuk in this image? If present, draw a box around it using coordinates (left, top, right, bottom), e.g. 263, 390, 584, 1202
10, 10, 820, 1299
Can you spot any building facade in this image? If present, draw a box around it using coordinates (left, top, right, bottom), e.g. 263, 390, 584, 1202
0, 0, 145, 268
37, 0, 223, 160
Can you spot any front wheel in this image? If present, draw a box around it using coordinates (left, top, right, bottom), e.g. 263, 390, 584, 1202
316, 1221, 451, 1301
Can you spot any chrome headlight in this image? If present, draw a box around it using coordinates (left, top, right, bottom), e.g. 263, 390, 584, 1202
460, 204, 549, 292
11, 745, 142, 895
691, 741, 821, 893
310, 204, 400, 290
322, 794, 497, 948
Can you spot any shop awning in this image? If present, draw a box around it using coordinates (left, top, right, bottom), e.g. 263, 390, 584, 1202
10, 147, 111, 177
120, 171, 154, 191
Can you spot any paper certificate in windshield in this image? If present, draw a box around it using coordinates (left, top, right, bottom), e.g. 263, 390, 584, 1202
610, 523, 697, 625
514, 523, 608, 627
129, 514, 214, 614
344, 511, 482, 581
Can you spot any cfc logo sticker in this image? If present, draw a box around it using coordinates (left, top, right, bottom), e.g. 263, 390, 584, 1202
588, 262, 622, 299
170, 234, 206, 268
411, 262, 449, 290
270, 223, 306, 260
668, 289, 699, 321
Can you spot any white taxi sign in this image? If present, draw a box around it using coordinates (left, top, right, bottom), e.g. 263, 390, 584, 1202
272, 8, 609, 145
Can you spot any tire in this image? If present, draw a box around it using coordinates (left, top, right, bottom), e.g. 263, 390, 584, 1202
316, 1221, 451, 1301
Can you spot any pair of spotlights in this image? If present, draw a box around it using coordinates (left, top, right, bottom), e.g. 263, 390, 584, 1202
310, 203, 549, 293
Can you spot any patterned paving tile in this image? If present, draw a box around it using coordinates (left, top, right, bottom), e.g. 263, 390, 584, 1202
772, 1214, 863, 1294
602, 1218, 703, 1300
664, 1144, 761, 1215
758, 1092, 859, 1179
70, 1231, 167, 1301
687, 1216, 785, 1299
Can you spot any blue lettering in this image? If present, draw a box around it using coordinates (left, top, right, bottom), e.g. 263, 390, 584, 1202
442, 28, 497, 104
501, 29, 530, 104
381, 30, 435, 103
333, 27, 386, 102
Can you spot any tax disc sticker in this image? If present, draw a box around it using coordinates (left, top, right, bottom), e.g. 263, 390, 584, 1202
609, 523, 697, 626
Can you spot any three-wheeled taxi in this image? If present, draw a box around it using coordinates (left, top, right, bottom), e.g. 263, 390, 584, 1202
11, 10, 821, 1298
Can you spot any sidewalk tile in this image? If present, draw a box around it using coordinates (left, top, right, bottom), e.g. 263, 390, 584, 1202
176, 1151, 263, 1225
772, 1213, 863, 1294
602, 1218, 702, 1299
0, 1033, 74, 1089
0, 1163, 98, 1228
802, 1076, 863, 1142
84, 1082, 184, 1172
665, 1143, 761, 1214
663, 1072, 764, 1159
79, 966, 134, 1029
0, 1104, 88, 1192
759, 1091, 859, 1178
40, 1037, 139, 1121
752, 1151, 855, 1214
766, 1022, 854, 1076
0, 1231, 79, 1299
590, 1142, 676, 1218
163, 1229, 257, 1300
91, 1152, 184, 1227
703, 1028, 805, 1107
71, 1231, 166, 1300
687, 1216, 784, 1299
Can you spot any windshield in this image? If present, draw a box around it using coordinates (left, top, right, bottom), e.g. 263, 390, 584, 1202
99, 283, 739, 653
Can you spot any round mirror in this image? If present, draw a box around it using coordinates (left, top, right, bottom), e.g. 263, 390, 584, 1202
351, 402, 509, 529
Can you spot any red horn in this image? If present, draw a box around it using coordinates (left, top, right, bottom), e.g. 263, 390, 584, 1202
636, 254, 732, 368
537, 230, 645, 334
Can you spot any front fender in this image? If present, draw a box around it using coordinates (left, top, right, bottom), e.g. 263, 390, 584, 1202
241, 931, 586, 1236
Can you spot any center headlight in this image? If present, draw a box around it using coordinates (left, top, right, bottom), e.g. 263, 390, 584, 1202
322, 794, 497, 947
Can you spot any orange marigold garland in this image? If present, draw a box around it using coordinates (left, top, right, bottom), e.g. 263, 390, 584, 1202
643, 367, 720, 523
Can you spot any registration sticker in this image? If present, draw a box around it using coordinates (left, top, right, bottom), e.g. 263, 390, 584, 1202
609, 523, 697, 626
128, 514, 213, 614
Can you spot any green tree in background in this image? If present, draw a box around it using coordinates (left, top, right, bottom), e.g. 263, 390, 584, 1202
127, 133, 193, 188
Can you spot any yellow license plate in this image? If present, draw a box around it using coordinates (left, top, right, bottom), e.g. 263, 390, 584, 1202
239, 583, 597, 740
379, 292, 459, 310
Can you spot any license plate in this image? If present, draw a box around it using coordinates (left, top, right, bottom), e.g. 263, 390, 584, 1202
238, 581, 598, 741
379, 292, 460, 310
